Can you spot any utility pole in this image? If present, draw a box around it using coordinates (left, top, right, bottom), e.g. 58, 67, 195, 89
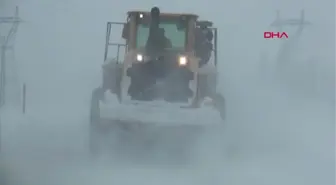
265, 9, 317, 97
0, 6, 23, 153
270, 10, 311, 75
0, 6, 23, 108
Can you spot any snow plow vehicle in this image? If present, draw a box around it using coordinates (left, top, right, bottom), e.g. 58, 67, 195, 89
89, 7, 225, 159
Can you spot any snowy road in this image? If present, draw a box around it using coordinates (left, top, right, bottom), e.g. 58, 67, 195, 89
1, 0, 334, 184
0, 79, 334, 185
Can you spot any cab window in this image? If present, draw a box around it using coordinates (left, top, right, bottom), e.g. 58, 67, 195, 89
136, 21, 187, 48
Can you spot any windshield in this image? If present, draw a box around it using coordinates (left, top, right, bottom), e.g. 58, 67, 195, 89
136, 21, 186, 48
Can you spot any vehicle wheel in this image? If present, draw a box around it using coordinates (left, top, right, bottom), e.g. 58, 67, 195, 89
89, 125, 101, 158
213, 93, 225, 120
89, 88, 103, 158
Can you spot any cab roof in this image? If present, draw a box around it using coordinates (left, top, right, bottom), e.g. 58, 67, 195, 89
127, 11, 198, 19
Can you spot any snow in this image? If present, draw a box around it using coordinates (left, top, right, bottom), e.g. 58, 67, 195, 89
0, 0, 335, 185
99, 91, 223, 126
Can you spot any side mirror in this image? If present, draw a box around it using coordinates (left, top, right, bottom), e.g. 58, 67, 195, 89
196, 20, 213, 28
122, 23, 129, 39
205, 29, 213, 41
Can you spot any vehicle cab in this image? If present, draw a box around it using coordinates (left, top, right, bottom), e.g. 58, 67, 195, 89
119, 11, 202, 103
102, 8, 217, 105
123, 11, 199, 71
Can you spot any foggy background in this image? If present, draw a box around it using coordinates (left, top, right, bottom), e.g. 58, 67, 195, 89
0, 0, 335, 184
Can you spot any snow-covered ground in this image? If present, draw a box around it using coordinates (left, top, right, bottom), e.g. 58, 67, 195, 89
0, 0, 334, 184
0, 74, 334, 185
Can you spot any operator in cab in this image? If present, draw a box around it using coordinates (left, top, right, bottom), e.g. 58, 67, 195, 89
146, 7, 172, 53
158, 27, 172, 49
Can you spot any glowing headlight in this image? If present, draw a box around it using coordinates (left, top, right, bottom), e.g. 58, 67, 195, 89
178, 56, 187, 66
136, 54, 143, 61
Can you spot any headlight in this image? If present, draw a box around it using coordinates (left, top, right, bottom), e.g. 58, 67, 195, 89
136, 54, 143, 61
178, 56, 187, 66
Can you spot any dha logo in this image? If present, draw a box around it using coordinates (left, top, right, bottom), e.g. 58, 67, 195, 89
264, 32, 288, 39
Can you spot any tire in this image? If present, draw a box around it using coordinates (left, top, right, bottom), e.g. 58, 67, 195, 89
213, 93, 225, 120
89, 125, 101, 158
89, 88, 103, 158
